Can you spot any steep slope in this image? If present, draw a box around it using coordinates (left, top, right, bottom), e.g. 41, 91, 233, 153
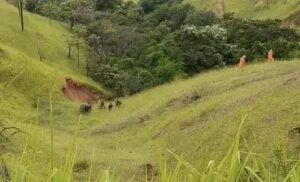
1, 0, 300, 181
187, 0, 300, 20
70, 60, 300, 180
0, 1, 110, 177
35, 60, 300, 180
0, 0, 109, 121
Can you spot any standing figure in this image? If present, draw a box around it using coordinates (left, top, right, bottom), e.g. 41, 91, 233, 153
99, 98, 105, 109
108, 102, 113, 111
239, 55, 246, 71
115, 99, 122, 107
268, 49, 274, 63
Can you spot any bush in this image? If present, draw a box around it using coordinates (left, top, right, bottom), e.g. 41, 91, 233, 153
25, 0, 38, 12
73, 160, 89, 172
81, 0, 300, 95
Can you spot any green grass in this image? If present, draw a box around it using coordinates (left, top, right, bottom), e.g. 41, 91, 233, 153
158, 118, 300, 182
0, 1, 110, 179
68, 60, 300, 180
1, 0, 300, 181
186, 0, 300, 20
0, 0, 109, 121
23, 59, 299, 181
0, 0, 108, 99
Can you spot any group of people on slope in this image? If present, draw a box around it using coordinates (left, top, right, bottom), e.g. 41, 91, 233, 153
81, 50, 275, 113
239, 49, 274, 71
98, 98, 122, 111
80, 98, 122, 114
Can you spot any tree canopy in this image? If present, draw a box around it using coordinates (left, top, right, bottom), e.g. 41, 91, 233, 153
25, 0, 300, 96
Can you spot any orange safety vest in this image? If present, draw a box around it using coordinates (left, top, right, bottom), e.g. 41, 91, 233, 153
268, 50, 274, 63
239, 57, 246, 68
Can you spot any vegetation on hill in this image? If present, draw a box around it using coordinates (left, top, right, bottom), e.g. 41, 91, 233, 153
20, 0, 300, 96
283, 10, 300, 28
1, 0, 300, 181
0, 0, 110, 180
5, 59, 300, 181
0, 0, 108, 135
0, 0, 108, 97
187, 0, 300, 20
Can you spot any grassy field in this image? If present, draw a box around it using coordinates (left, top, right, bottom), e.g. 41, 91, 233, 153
1, 0, 300, 181
0, 0, 109, 118
69, 60, 300, 180
186, 0, 300, 20
0, 1, 109, 179
4, 60, 300, 181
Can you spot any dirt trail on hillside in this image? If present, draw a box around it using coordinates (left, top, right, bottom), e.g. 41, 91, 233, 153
61, 78, 105, 102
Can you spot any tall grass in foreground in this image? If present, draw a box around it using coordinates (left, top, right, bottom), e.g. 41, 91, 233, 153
158, 117, 300, 182
1, 112, 300, 181
0, 95, 115, 182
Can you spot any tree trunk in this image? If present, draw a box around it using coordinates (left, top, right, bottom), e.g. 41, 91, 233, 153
16, 0, 24, 31
67, 43, 72, 58
77, 43, 80, 68
37, 48, 43, 61
20, 0, 24, 31
86, 59, 89, 76
70, 18, 74, 29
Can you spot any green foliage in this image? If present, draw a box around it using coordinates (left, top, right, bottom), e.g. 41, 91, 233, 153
21, 0, 300, 96
25, 0, 38, 12
24, 0, 93, 28
140, 0, 169, 14
81, 0, 299, 95
95, 0, 122, 11
221, 16, 300, 59
185, 10, 215, 26
187, 0, 300, 20
2, 3, 300, 180
60, 0, 92, 27
41, 1, 59, 20
147, 3, 193, 30
178, 24, 229, 73
159, 118, 300, 182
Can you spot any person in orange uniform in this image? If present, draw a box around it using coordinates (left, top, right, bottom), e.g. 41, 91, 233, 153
267, 49, 274, 63
239, 55, 246, 71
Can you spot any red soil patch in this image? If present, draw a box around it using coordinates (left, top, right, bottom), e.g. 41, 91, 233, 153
61, 78, 105, 102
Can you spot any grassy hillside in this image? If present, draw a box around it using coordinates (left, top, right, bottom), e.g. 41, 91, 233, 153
1, 0, 300, 181
0, 0, 109, 120
186, 0, 300, 20
32, 61, 300, 181
69, 60, 300, 180
0, 1, 109, 179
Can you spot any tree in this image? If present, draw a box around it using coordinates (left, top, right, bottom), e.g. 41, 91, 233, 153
52, 0, 299, 96
42, 1, 55, 22
25, 0, 45, 13
140, 0, 168, 14
95, 0, 122, 11
16, 0, 24, 31
25, 0, 38, 12
72, 25, 87, 68
185, 10, 216, 26
66, 40, 71, 58
177, 25, 230, 73
60, 0, 92, 28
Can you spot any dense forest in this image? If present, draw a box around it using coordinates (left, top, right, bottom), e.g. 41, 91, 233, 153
23, 0, 300, 95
